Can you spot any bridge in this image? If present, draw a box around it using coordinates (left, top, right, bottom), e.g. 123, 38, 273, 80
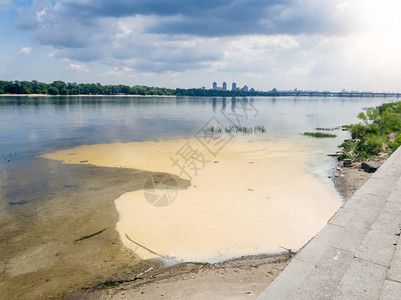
269, 91, 401, 98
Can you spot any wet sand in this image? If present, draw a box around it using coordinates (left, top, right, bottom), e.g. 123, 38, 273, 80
41, 136, 342, 263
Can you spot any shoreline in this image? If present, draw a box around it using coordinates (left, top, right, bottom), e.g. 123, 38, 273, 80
0, 94, 176, 98
65, 252, 294, 300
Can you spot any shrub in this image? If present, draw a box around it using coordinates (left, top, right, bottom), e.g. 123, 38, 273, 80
390, 135, 401, 150
339, 141, 356, 151
350, 123, 367, 139
355, 135, 383, 159
337, 152, 353, 161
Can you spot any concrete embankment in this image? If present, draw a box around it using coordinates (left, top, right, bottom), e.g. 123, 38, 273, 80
258, 146, 401, 299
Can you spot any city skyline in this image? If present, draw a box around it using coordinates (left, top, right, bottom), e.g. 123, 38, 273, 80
212, 82, 252, 92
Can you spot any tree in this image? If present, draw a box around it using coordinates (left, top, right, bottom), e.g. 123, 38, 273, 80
48, 86, 59, 95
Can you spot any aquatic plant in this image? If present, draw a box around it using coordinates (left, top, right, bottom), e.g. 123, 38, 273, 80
303, 132, 337, 138
204, 125, 267, 135
315, 126, 340, 131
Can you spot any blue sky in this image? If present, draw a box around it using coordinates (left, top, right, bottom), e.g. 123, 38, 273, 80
1, 0, 401, 91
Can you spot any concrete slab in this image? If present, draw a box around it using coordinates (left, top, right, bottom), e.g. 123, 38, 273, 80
351, 197, 386, 226
332, 258, 387, 300
294, 247, 354, 299
379, 280, 401, 300
343, 194, 387, 211
295, 224, 343, 265
354, 177, 398, 198
256, 258, 315, 300
371, 201, 401, 235
356, 229, 398, 267
388, 239, 401, 282
334, 219, 370, 253
329, 208, 355, 227
387, 181, 401, 204
370, 167, 401, 180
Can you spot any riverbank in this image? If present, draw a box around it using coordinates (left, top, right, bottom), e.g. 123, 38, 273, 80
0, 94, 176, 97
65, 252, 293, 300
334, 157, 387, 201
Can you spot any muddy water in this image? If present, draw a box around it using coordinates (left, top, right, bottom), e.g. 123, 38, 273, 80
0, 157, 188, 299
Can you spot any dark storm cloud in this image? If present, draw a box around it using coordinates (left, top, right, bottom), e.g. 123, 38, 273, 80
14, 0, 353, 72
57, 0, 347, 36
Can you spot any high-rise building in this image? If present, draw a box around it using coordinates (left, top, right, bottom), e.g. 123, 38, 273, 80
222, 82, 227, 91
232, 82, 237, 91
213, 82, 217, 90
242, 85, 249, 92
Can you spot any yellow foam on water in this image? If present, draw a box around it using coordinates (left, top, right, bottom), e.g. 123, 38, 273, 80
41, 135, 341, 262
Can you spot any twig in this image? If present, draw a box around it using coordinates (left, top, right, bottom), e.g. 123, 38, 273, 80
73, 228, 107, 244
125, 233, 163, 257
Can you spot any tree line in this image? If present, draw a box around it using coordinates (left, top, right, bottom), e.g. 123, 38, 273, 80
0, 80, 269, 97
0, 80, 174, 96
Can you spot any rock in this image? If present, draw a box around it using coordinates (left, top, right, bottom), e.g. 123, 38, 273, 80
388, 132, 397, 143
343, 159, 352, 167
361, 161, 380, 173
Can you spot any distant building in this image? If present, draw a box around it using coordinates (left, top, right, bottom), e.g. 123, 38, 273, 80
232, 82, 237, 91
222, 82, 227, 91
241, 85, 249, 92
213, 82, 217, 90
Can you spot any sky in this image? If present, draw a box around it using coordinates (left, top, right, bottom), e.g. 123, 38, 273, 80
1, 0, 401, 91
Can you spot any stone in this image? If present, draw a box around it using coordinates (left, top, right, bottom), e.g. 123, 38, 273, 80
388, 132, 397, 143
361, 161, 380, 173
343, 159, 352, 167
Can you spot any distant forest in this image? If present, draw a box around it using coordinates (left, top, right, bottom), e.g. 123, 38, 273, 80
0, 80, 265, 97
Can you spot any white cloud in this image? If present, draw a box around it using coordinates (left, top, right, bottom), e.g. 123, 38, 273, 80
106, 66, 135, 76
18, 47, 32, 55
0, 0, 13, 10
66, 63, 89, 72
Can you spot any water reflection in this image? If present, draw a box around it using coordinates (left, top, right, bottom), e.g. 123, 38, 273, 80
0, 96, 396, 164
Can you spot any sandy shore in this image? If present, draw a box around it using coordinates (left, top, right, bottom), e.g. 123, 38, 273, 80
65, 253, 294, 300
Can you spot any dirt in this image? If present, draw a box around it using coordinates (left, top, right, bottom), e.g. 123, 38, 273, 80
334, 154, 388, 201
64, 252, 294, 300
